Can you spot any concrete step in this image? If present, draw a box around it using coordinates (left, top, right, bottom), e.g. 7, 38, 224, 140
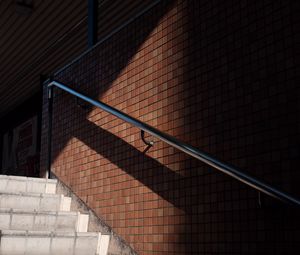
0, 208, 88, 232
0, 230, 110, 255
0, 192, 71, 212
0, 175, 57, 194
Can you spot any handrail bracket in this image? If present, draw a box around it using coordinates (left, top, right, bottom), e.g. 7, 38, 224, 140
141, 130, 154, 148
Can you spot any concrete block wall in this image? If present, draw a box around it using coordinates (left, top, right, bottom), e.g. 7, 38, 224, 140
40, 0, 300, 254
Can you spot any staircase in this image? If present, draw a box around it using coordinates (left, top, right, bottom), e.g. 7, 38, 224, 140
0, 175, 110, 255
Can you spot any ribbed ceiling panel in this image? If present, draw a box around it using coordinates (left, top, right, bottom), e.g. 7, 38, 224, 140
0, 0, 88, 117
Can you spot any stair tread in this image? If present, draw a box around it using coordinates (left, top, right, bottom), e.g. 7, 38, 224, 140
0, 230, 110, 255
0, 174, 109, 254
0, 208, 80, 215
1, 230, 103, 237
0, 191, 65, 197
0, 175, 57, 183
0, 191, 71, 212
0, 208, 89, 233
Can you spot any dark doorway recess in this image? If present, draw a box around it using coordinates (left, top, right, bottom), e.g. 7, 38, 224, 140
0, 87, 43, 177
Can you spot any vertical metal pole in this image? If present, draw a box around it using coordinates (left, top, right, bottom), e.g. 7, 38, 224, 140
47, 85, 53, 179
88, 0, 97, 47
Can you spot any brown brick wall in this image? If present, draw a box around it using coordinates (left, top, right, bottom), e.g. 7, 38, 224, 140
41, 0, 300, 254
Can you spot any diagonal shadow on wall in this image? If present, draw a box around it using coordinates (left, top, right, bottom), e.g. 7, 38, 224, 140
70, 117, 205, 214
49, 0, 175, 165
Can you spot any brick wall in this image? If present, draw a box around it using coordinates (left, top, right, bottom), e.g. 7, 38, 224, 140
41, 0, 300, 254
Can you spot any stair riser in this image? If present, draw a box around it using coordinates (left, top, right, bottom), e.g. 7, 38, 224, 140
0, 174, 110, 255
0, 232, 108, 255
0, 212, 88, 232
0, 194, 71, 212
0, 177, 56, 194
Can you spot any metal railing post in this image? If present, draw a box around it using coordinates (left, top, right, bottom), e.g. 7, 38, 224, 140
47, 84, 53, 179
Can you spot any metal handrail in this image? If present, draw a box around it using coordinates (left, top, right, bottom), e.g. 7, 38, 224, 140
47, 80, 300, 206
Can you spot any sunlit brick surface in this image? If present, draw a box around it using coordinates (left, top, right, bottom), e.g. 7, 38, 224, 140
41, 0, 300, 254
